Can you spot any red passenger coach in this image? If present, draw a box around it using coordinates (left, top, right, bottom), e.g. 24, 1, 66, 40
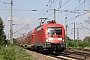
25, 29, 35, 48
17, 20, 66, 53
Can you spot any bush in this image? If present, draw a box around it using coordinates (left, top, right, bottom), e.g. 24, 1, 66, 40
0, 45, 32, 60
66, 40, 78, 48
78, 42, 89, 49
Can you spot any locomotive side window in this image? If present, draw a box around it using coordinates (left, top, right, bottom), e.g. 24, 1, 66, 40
42, 29, 44, 34
36, 26, 42, 31
48, 27, 62, 35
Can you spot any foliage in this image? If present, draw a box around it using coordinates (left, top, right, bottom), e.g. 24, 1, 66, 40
66, 36, 89, 49
0, 17, 6, 46
13, 38, 17, 45
66, 40, 78, 48
78, 41, 89, 49
83, 36, 90, 43
0, 45, 33, 60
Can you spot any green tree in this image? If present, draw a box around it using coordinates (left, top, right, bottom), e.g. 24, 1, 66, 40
0, 17, 6, 46
83, 36, 90, 43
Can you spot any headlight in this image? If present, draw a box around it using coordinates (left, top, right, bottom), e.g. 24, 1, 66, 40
58, 38, 62, 40
46, 38, 53, 42
48, 38, 53, 40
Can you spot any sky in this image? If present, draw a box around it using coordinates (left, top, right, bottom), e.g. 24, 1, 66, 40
0, 0, 90, 40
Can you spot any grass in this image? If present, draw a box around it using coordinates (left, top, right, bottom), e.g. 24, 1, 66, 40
0, 55, 4, 60
0, 45, 33, 60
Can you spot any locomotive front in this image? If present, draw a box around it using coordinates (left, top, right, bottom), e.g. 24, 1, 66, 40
42, 22, 66, 53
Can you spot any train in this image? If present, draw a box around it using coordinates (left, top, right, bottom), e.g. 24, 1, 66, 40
16, 20, 66, 54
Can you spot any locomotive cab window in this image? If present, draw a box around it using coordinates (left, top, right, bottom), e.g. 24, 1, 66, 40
47, 27, 62, 35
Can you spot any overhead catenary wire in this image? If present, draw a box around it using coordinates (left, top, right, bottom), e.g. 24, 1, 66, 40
57, 0, 89, 24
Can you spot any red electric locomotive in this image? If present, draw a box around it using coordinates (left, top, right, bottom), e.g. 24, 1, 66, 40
17, 20, 66, 53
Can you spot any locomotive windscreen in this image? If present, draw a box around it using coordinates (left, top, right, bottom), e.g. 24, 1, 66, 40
48, 27, 62, 35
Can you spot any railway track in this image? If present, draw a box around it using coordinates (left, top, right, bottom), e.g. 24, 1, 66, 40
26, 48, 90, 60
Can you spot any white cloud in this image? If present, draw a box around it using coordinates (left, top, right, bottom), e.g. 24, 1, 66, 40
23, 18, 39, 30
23, 19, 37, 26
7, 17, 19, 21
24, 19, 32, 23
